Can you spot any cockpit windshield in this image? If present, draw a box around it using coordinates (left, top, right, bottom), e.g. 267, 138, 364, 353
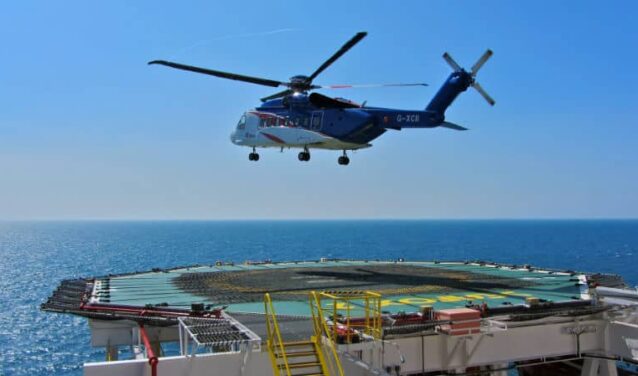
236, 114, 246, 130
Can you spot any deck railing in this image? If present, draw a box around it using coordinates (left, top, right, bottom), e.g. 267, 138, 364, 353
264, 293, 291, 376
137, 324, 159, 376
318, 290, 383, 343
309, 291, 345, 376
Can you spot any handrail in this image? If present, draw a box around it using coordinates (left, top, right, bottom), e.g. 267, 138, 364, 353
310, 291, 345, 376
138, 324, 158, 376
319, 290, 382, 341
264, 293, 291, 376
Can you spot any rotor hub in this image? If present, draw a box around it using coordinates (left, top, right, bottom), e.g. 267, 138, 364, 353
288, 75, 313, 93
289, 75, 310, 83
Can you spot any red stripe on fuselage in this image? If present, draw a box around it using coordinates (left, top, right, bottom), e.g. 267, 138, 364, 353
248, 111, 284, 120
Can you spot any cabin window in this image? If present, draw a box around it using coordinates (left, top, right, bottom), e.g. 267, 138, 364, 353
280, 117, 294, 127
258, 117, 275, 128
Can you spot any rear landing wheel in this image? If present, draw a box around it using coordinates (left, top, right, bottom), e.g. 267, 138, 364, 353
249, 152, 259, 161
338, 156, 350, 165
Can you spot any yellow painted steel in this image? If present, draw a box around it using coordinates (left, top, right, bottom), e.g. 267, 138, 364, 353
311, 335, 331, 376
318, 291, 382, 342
266, 291, 380, 376
264, 293, 292, 376
309, 292, 345, 376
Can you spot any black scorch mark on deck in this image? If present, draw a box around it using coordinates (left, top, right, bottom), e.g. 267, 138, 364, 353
172, 264, 537, 305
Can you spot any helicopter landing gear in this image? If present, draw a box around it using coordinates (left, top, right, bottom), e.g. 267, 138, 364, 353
249, 147, 259, 161
338, 151, 350, 166
298, 147, 310, 162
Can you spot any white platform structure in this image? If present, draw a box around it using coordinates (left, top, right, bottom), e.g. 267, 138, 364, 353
82, 286, 638, 376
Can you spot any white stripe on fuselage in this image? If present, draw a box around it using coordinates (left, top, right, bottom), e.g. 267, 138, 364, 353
232, 125, 369, 150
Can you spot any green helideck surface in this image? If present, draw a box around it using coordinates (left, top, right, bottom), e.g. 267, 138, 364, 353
97, 260, 588, 316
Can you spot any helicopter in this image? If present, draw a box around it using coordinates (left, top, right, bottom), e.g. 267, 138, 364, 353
149, 32, 494, 165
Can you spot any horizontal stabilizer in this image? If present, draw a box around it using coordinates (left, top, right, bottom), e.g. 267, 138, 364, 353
440, 122, 468, 131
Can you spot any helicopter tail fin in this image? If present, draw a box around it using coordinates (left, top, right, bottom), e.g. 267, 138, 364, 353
425, 50, 494, 115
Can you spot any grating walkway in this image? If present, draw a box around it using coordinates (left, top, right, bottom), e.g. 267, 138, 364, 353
178, 314, 261, 353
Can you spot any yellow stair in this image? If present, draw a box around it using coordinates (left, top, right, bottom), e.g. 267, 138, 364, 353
265, 293, 342, 376
274, 340, 323, 376
265, 290, 382, 375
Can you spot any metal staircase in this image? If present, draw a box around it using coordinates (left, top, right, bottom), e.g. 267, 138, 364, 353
265, 292, 344, 376
273, 340, 325, 376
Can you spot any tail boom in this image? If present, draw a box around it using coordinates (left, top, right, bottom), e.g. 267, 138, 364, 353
425, 70, 474, 115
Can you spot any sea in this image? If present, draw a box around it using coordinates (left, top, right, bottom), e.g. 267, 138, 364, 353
0, 220, 637, 376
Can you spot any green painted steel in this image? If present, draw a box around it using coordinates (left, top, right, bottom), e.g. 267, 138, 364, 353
100, 260, 587, 316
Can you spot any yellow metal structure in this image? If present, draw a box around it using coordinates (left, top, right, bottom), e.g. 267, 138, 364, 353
266, 292, 338, 376
264, 291, 381, 375
265, 293, 292, 375
318, 291, 382, 343
309, 292, 345, 376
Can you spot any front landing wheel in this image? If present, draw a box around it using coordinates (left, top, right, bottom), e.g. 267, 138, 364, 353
298, 151, 310, 162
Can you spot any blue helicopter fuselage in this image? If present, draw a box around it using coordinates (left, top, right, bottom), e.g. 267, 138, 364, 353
246, 69, 475, 147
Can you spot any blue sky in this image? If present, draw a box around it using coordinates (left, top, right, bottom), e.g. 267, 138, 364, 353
0, 1, 636, 219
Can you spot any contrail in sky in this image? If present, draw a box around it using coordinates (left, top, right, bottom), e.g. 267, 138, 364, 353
208, 28, 299, 41
169, 28, 299, 59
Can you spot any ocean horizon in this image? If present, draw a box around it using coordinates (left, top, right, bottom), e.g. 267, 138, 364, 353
1, 219, 637, 375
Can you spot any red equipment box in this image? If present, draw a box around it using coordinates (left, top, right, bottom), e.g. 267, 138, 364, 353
435, 308, 481, 335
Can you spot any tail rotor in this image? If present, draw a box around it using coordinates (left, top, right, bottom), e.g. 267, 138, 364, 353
471, 81, 495, 107
443, 49, 495, 106
442, 52, 462, 72
470, 49, 493, 76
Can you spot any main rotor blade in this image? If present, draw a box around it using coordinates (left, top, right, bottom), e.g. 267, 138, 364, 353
442, 52, 462, 71
307, 32, 367, 82
148, 60, 285, 88
470, 49, 493, 76
472, 81, 495, 106
260, 89, 294, 102
320, 83, 428, 89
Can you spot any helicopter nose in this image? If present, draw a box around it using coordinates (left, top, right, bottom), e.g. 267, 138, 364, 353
230, 130, 242, 145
